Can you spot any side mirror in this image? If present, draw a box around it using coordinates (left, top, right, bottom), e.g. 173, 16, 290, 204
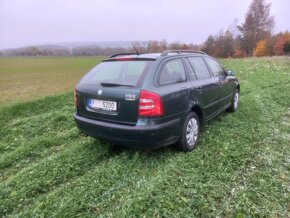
226, 70, 236, 76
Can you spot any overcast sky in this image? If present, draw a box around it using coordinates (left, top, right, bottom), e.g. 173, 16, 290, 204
0, 0, 289, 49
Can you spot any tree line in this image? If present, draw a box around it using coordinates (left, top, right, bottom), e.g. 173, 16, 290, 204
201, 0, 290, 57
1, 0, 289, 58
0, 41, 199, 57
139, 0, 290, 57
0, 45, 129, 57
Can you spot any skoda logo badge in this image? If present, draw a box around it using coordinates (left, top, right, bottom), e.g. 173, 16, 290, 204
98, 90, 102, 95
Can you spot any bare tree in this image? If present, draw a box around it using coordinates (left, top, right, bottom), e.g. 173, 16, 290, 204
238, 0, 275, 56
201, 35, 215, 55
168, 41, 182, 50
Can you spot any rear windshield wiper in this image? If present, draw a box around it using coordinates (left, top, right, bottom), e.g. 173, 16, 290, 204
100, 82, 134, 87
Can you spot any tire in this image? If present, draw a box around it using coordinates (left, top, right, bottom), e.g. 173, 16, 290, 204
228, 89, 239, 112
177, 112, 200, 152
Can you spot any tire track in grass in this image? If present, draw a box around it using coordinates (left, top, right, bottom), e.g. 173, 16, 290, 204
0, 94, 79, 178
15, 93, 266, 217
0, 129, 76, 173
0, 93, 72, 127
91, 154, 203, 217
87, 64, 289, 217
221, 114, 290, 216
115, 71, 287, 216
92, 95, 269, 217
0, 138, 115, 216
0, 94, 74, 157
0, 111, 78, 178
10, 149, 177, 217
10, 75, 266, 217
2, 58, 289, 217
0, 108, 74, 152
217, 74, 290, 216
280, 107, 290, 140
1, 135, 95, 184
0, 129, 78, 182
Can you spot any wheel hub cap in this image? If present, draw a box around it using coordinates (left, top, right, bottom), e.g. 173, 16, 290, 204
186, 118, 198, 146
234, 92, 239, 109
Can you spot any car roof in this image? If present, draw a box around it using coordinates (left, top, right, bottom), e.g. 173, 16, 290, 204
104, 50, 207, 61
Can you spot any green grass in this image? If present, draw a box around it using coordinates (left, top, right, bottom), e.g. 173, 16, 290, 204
0, 57, 104, 105
0, 57, 289, 217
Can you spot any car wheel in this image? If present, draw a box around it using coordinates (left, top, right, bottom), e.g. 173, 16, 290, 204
177, 112, 200, 152
228, 89, 239, 112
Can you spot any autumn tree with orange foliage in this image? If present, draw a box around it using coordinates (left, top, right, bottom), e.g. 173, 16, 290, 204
273, 32, 290, 55
254, 40, 268, 56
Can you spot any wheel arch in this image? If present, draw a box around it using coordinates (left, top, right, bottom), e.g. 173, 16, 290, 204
191, 105, 204, 126
236, 83, 240, 93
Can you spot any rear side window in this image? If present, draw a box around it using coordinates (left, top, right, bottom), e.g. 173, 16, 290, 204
187, 57, 211, 80
205, 57, 225, 77
80, 61, 153, 86
159, 59, 186, 85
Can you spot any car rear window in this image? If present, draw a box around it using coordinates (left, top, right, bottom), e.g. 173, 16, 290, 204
80, 60, 153, 87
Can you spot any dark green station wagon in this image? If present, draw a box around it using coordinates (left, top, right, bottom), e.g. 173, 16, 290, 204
74, 50, 240, 151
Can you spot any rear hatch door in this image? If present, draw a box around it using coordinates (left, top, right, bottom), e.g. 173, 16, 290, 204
77, 84, 140, 125
76, 59, 154, 125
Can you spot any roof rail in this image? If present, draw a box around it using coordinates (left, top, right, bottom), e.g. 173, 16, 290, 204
161, 50, 206, 56
109, 52, 140, 58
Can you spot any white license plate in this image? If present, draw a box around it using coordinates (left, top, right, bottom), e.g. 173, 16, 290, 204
89, 99, 117, 111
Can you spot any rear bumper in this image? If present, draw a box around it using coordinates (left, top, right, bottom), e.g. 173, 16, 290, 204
74, 113, 181, 149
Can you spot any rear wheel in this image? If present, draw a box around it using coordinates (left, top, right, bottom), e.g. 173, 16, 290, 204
228, 89, 239, 112
177, 112, 200, 152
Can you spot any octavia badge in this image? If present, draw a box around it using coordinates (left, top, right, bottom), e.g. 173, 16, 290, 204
98, 90, 102, 95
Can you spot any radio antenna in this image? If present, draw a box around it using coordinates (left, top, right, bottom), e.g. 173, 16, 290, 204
131, 42, 139, 56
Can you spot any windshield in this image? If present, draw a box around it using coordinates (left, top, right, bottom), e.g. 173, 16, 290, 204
80, 60, 154, 87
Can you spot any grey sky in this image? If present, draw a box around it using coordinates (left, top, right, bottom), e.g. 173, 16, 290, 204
0, 0, 289, 49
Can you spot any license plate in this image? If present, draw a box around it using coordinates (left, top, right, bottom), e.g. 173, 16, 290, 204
89, 99, 117, 111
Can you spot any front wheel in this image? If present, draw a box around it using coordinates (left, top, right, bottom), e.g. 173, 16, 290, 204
228, 89, 239, 112
177, 112, 200, 152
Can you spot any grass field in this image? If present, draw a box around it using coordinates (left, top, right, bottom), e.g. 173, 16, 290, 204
0, 57, 103, 105
0, 57, 289, 217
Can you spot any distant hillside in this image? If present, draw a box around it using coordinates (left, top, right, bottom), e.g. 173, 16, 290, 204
54, 41, 148, 49
0, 41, 150, 57
0, 40, 199, 57
0, 45, 71, 57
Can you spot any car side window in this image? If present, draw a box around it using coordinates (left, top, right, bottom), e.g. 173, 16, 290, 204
159, 59, 186, 85
205, 57, 225, 77
187, 57, 211, 80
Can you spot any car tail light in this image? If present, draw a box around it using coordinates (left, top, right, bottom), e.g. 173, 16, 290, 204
139, 90, 163, 116
74, 86, 77, 106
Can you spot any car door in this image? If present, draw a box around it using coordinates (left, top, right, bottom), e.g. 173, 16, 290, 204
186, 56, 222, 119
204, 57, 233, 110
156, 58, 190, 119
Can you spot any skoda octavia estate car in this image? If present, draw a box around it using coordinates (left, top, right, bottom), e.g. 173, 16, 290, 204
74, 50, 239, 151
